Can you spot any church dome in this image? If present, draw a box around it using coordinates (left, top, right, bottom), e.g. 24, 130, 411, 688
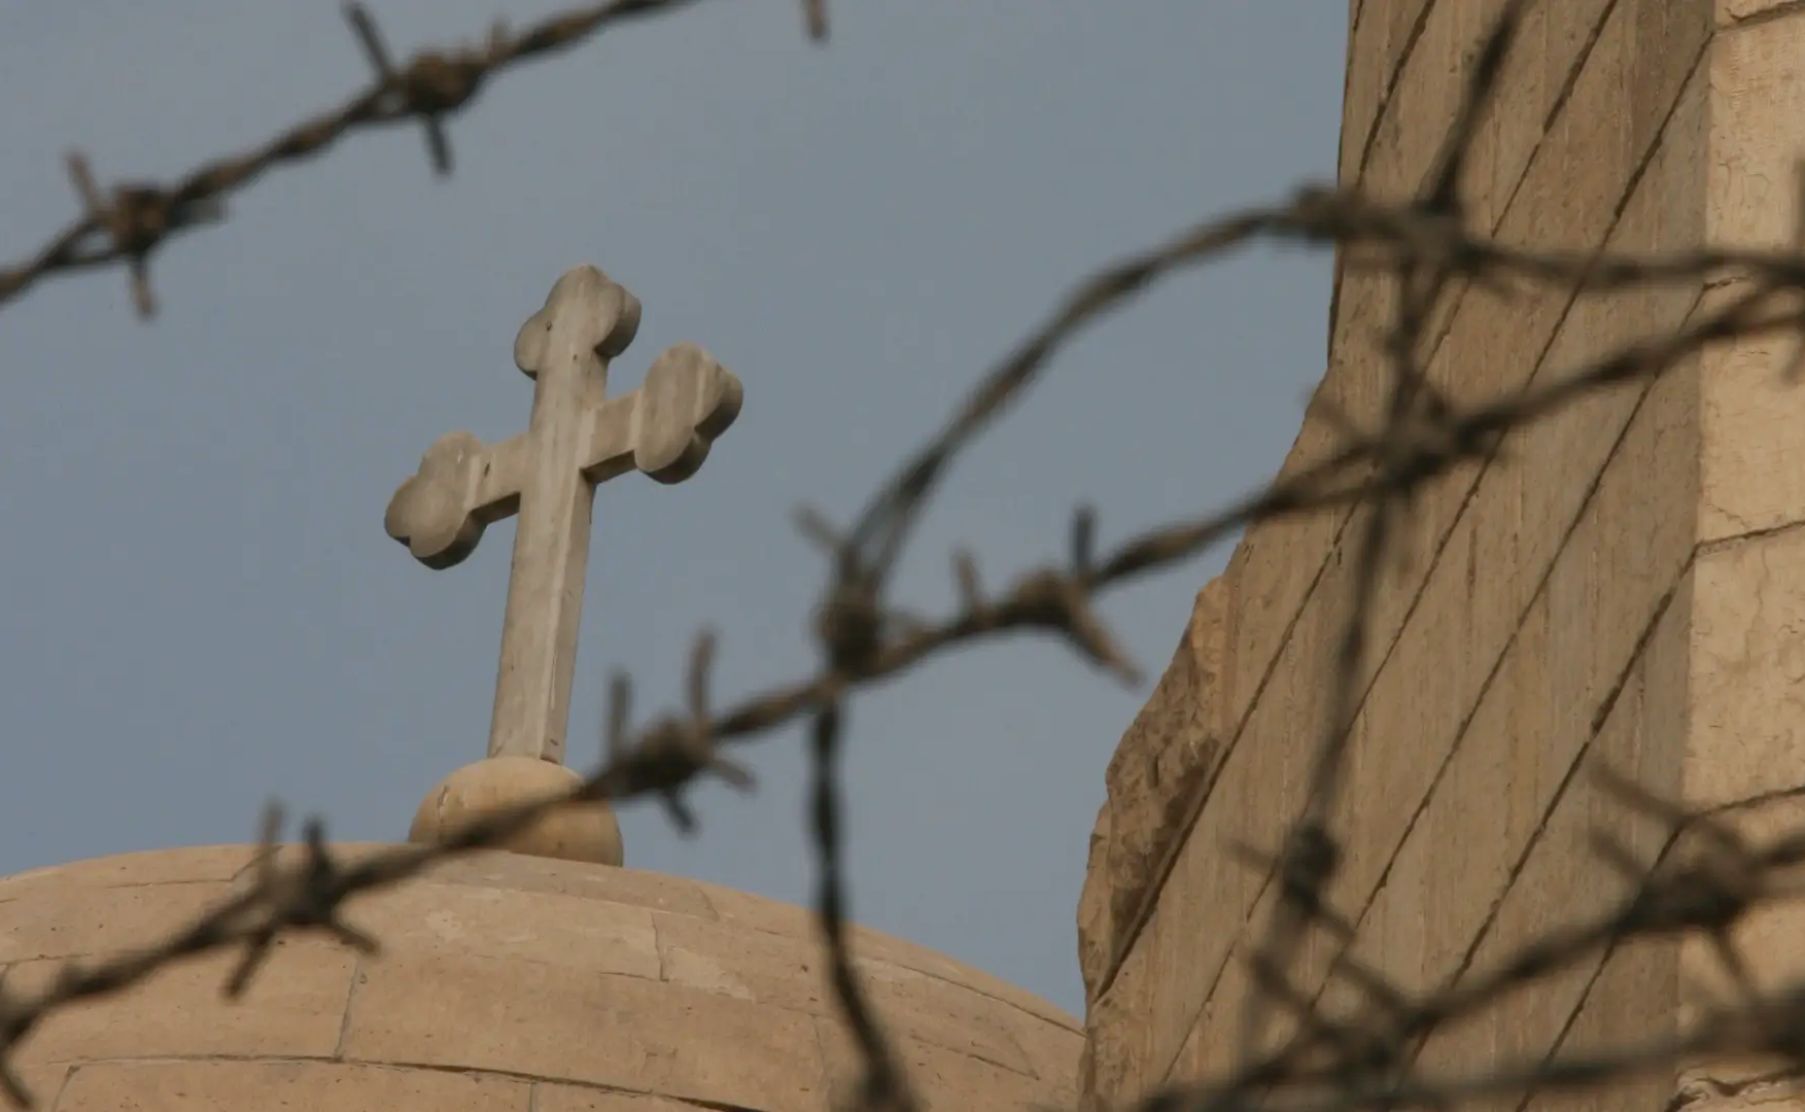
0, 843, 1080, 1110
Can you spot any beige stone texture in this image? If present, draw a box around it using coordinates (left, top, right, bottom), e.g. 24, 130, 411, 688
1079, 3, 1712, 1093
54, 1060, 531, 1112
1076, 577, 1227, 1003
8, 938, 358, 1067
0, 846, 258, 902
533, 1084, 717, 1111
694, 875, 1071, 1029
1070, 1, 1805, 1108
343, 952, 830, 1108
0, 879, 237, 965
1681, 17, 1805, 1106
1687, 529, 1805, 807
1717, 0, 1799, 28
1519, 937, 1679, 1112
425, 846, 716, 916
407, 755, 623, 866
1220, 0, 1707, 777
1080, 914, 1155, 1107
0, 844, 1079, 1111
815, 1018, 1069, 1112
1700, 14, 1805, 541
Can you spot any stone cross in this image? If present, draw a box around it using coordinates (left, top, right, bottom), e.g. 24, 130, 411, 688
385, 265, 742, 765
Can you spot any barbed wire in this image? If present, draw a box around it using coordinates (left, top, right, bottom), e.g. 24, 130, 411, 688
0, 0, 830, 319
8, 3, 1805, 1112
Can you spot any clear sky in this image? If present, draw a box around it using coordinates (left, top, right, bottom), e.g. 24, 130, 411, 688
0, 2, 1345, 1016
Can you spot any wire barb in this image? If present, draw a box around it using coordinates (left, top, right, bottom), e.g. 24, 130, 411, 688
344, 3, 458, 176
803, 0, 829, 42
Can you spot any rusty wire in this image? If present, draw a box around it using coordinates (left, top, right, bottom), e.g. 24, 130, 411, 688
0, 0, 841, 319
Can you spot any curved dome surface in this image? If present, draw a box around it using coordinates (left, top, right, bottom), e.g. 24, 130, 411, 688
0, 844, 1080, 1111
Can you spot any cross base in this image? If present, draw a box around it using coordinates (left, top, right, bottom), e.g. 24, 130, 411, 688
409, 756, 623, 866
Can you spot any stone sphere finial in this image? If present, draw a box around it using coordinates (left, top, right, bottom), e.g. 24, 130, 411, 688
409, 756, 623, 866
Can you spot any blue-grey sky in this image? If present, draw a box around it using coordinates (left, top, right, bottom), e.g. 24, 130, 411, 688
0, 2, 1344, 1016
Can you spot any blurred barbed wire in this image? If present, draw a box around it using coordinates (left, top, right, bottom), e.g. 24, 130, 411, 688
0, 0, 829, 319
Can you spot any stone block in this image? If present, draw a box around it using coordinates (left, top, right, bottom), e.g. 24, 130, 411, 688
1148, 342, 1695, 1088
349, 875, 661, 979
1006, 1009, 1082, 1100
1363, 0, 1510, 201
340, 950, 829, 1111
1220, 0, 1703, 775
695, 878, 1071, 1029
1466, 0, 1615, 231
1717, 0, 1798, 23
1699, 14, 1805, 540
53, 1059, 530, 1112
0, 846, 258, 904
1414, 574, 1689, 1078
1080, 926, 1154, 1108
0, 880, 236, 964
1519, 937, 1678, 1112
1706, 10, 1805, 252
1687, 527, 1805, 807
1676, 795, 1805, 1028
1076, 801, 1114, 1000
1699, 318, 1805, 543
1338, 0, 1434, 184
1112, 622, 1305, 1077
4, 1059, 68, 1112
1080, 4, 1729, 1110
535, 1084, 715, 1111
1077, 578, 1227, 1002
815, 1019, 1059, 1112
653, 908, 825, 1010
849, 957, 1039, 1076
7, 937, 356, 1067
416, 851, 718, 919
653, 910, 1035, 1074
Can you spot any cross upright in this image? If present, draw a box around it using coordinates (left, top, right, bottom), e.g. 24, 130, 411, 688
386, 265, 742, 766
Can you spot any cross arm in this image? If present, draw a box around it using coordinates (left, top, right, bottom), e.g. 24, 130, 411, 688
384, 428, 533, 568
581, 342, 744, 485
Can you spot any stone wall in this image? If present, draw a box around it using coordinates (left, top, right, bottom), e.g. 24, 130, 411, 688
1079, 2, 1805, 1106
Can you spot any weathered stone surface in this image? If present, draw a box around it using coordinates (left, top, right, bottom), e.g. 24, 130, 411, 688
1338, 0, 1434, 185
55, 1060, 531, 1112
1519, 936, 1678, 1112
816, 1017, 1068, 1112
695, 875, 1071, 1029
1220, 0, 1707, 780
652, 910, 1042, 1075
430, 849, 718, 917
350, 869, 661, 978
0, 879, 236, 964
1076, 577, 1227, 1003
1362, 0, 1508, 201
1687, 529, 1805, 807
1700, 14, 1805, 541
0, 845, 258, 903
1, 844, 1080, 1112
1080, 917, 1155, 1109
1076, 800, 1114, 1001
343, 952, 830, 1110
534, 1084, 717, 1111
8, 938, 357, 1067
1080, 2, 1734, 1107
